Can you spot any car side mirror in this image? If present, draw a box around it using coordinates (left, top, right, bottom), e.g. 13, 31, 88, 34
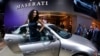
47, 35, 55, 42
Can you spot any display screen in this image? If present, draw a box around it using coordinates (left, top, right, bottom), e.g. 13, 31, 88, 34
73, 0, 98, 19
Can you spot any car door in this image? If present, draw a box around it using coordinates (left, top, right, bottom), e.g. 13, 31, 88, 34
40, 28, 61, 56
19, 27, 60, 56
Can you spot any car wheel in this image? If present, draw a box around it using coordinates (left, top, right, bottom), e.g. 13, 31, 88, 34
73, 53, 88, 56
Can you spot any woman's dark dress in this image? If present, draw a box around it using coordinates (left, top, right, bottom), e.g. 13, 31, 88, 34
29, 17, 40, 42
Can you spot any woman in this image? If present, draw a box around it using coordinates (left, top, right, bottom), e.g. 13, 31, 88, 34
28, 9, 44, 42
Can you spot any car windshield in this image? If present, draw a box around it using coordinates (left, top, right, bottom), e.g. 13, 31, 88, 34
49, 25, 71, 39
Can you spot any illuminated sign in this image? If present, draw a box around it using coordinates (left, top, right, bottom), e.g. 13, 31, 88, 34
17, 0, 48, 9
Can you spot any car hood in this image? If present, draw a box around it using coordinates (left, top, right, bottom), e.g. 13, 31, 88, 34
67, 34, 96, 50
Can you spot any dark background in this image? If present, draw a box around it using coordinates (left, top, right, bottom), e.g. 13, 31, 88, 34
0, 0, 9, 13
0, 0, 9, 38
0, 0, 9, 25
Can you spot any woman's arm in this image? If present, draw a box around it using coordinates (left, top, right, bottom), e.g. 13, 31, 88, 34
38, 19, 44, 32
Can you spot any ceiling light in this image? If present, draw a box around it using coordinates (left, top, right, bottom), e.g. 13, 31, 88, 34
0, 0, 2, 2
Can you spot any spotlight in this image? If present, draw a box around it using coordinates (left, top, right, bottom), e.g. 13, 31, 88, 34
0, 0, 2, 2
30, 0, 32, 1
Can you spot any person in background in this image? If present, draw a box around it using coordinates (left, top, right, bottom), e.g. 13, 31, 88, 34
91, 25, 99, 41
68, 24, 72, 33
0, 25, 5, 42
82, 25, 88, 38
28, 9, 44, 42
87, 26, 93, 40
96, 30, 100, 51
91, 25, 99, 51
76, 24, 83, 35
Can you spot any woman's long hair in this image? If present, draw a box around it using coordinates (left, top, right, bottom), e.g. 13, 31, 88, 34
28, 9, 39, 21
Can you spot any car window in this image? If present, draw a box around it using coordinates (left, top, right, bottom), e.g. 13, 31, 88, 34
49, 25, 71, 39
40, 27, 53, 41
19, 26, 27, 34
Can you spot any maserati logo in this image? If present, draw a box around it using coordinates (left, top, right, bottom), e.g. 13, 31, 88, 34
16, 0, 48, 9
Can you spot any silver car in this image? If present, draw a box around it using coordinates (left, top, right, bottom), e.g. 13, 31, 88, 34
4, 24, 97, 56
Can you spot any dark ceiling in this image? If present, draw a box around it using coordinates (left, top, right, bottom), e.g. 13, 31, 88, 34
0, 0, 9, 13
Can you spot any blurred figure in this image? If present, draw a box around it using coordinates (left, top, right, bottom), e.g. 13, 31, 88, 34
87, 26, 93, 40
76, 24, 83, 35
28, 9, 44, 42
0, 25, 5, 42
91, 25, 99, 51
67, 24, 72, 33
96, 30, 100, 51
91, 25, 99, 41
82, 25, 88, 38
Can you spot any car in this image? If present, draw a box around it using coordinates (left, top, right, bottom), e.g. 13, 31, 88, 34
74, 0, 97, 12
73, 0, 97, 18
4, 23, 97, 56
